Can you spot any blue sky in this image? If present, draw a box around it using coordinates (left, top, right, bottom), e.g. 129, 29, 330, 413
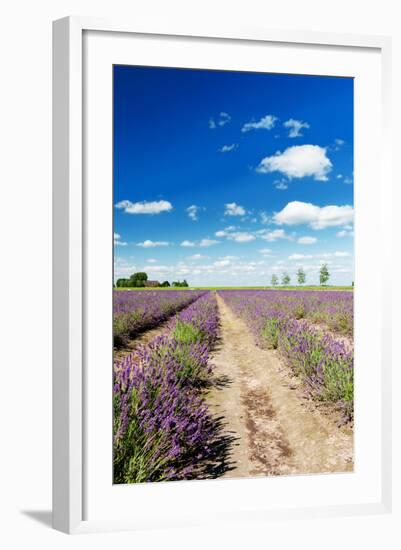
114, 65, 354, 286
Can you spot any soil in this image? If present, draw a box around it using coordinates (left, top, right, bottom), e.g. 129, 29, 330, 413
208, 294, 354, 478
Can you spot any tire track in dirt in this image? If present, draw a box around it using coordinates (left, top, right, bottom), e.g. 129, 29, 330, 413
208, 294, 353, 478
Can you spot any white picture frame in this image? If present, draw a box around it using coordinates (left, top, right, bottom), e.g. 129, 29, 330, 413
52, 16, 393, 535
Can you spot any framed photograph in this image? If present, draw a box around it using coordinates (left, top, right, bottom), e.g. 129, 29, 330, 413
52, 17, 392, 534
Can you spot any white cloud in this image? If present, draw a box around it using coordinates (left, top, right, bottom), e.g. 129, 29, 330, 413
215, 226, 255, 243
336, 229, 354, 238
297, 236, 317, 244
114, 232, 127, 246
147, 259, 157, 263
214, 259, 232, 267
115, 199, 173, 215
260, 229, 290, 242
335, 138, 345, 147
215, 226, 237, 238
209, 112, 231, 128
242, 114, 277, 133
230, 232, 255, 243
199, 238, 219, 247
259, 248, 272, 255
145, 265, 172, 273
136, 240, 169, 248
274, 201, 354, 230
225, 202, 246, 216
337, 174, 343, 179
257, 145, 332, 181
334, 251, 351, 257
188, 254, 207, 260
219, 144, 238, 153
260, 212, 270, 224
283, 118, 310, 138
186, 205, 203, 221
180, 240, 196, 247
288, 253, 313, 260
275, 180, 289, 190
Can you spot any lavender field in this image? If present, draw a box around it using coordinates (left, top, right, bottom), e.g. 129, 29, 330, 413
113, 288, 354, 483
113, 290, 205, 346
218, 290, 354, 421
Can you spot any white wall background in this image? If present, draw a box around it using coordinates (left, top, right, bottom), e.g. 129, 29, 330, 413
0, 1, 399, 548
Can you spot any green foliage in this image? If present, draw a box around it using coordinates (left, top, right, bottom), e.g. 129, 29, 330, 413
172, 279, 189, 287
129, 272, 148, 287
116, 278, 130, 288
161, 280, 171, 287
319, 263, 330, 286
271, 274, 279, 287
172, 320, 204, 344
297, 267, 306, 285
262, 317, 281, 349
281, 272, 291, 285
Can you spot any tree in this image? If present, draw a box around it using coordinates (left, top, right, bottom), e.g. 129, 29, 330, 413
271, 274, 279, 287
297, 267, 306, 285
319, 263, 330, 286
172, 280, 189, 287
128, 272, 148, 287
161, 281, 170, 287
282, 272, 291, 286
116, 278, 129, 288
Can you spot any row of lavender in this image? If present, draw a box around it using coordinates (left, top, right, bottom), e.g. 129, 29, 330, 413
113, 292, 225, 483
219, 290, 354, 421
114, 290, 206, 346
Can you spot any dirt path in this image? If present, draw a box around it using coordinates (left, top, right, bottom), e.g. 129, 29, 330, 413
208, 294, 353, 478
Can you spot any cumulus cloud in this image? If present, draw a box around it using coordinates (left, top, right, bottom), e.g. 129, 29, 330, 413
225, 202, 246, 216
256, 145, 332, 181
188, 254, 207, 260
242, 114, 277, 133
336, 229, 354, 238
274, 180, 289, 190
214, 226, 255, 243
283, 118, 310, 138
298, 236, 317, 244
260, 229, 290, 242
274, 201, 354, 230
219, 143, 238, 153
209, 112, 231, 128
136, 240, 169, 248
259, 248, 273, 256
186, 205, 204, 221
181, 238, 219, 248
230, 232, 255, 243
114, 232, 127, 246
289, 253, 313, 260
199, 238, 219, 247
115, 199, 173, 215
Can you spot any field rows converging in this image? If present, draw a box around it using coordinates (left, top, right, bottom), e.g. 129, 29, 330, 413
113, 289, 353, 484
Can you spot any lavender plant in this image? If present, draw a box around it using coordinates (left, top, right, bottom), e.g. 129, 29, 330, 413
113, 292, 230, 483
113, 290, 205, 346
219, 289, 354, 421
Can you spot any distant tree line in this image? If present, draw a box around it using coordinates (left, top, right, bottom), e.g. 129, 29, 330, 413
115, 272, 189, 288
270, 263, 331, 287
